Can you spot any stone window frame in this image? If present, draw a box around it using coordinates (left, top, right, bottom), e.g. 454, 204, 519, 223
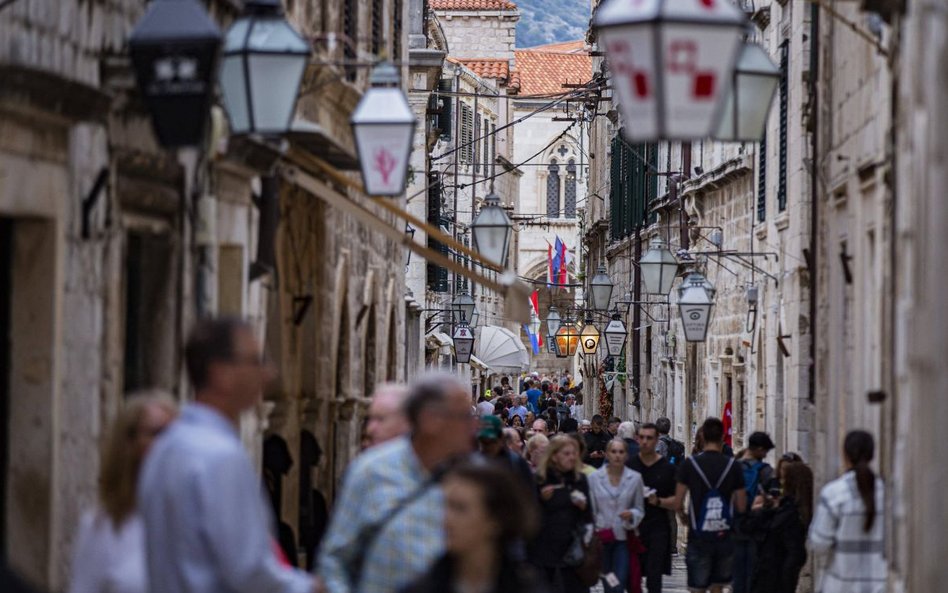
539, 141, 581, 219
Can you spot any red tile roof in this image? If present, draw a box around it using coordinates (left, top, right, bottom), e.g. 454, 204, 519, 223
430, 0, 517, 10
457, 59, 510, 80
508, 69, 522, 94
514, 41, 592, 96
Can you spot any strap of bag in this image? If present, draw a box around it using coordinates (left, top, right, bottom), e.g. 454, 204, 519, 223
715, 458, 736, 489
689, 456, 712, 488
350, 477, 437, 577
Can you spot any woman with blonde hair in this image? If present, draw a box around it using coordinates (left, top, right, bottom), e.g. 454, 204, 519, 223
525, 433, 550, 470
529, 434, 594, 593
69, 393, 177, 593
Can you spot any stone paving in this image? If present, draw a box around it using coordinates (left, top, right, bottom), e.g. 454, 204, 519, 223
591, 554, 692, 593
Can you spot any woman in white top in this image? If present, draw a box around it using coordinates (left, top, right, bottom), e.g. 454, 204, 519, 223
588, 439, 645, 593
69, 393, 177, 593
808, 430, 886, 593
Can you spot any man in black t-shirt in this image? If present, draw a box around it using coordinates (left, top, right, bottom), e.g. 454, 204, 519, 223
583, 414, 611, 468
629, 423, 678, 593
674, 418, 746, 593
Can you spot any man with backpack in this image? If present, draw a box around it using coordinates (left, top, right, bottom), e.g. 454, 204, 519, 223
731, 432, 776, 593
655, 417, 686, 465
673, 418, 747, 593
655, 417, 686, 555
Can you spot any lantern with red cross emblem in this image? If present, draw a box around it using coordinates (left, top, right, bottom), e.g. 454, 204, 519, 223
594, 0, 747, 142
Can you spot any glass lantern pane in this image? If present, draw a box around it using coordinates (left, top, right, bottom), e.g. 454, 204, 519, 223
661, 23, 742, 140
680, 304, 711, 342
353, 122, 415, 196
247, 20, 309, 52
599, 25, 659, 141
220, 55, 250, 134
248, 53, 307, 132
224, 18, 250, 51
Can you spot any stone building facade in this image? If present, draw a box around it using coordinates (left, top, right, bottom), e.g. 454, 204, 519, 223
0, 0, 416, 586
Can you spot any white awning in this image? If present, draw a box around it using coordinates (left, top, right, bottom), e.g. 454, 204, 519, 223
476, 325, 529, 373
469, 355, 490, 372
425, 332, 453, 354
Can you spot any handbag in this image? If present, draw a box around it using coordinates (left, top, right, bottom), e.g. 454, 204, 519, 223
574, 528, 603, 587
595, 528, 617, 544
562, 525, 587, 567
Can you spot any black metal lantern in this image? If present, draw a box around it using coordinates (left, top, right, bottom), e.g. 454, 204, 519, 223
715, 41, 781, 142
594, 0, 746, 142
639, 237, 679, 296
129, 0, 222, 147
589, 264, 615, 311
453, 323, 475, 364
580, 318, 601, 355
452, 290, 476, 325
603, 314, 628, 357
351, 62, 417, 196
677, 272, 716, 342
471, 193, 513, 268
219, 0, 310, 136
546, 306, 562, 340
554, 322, 580, 358
404, 223, 416, 267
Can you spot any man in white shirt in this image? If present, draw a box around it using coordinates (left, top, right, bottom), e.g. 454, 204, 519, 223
138, 318, 315, 593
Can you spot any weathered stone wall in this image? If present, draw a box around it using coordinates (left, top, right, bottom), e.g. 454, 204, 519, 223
435, 10, 518, 61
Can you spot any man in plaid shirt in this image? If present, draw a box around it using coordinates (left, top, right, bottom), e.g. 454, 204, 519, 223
319, 374, 476, 593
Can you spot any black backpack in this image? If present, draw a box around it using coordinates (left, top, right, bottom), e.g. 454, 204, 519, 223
661, 435, 686, 465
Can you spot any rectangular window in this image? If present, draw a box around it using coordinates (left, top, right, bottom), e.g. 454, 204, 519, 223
393, 0, 403, 61
426, 174, 449, 292
344, 0, 359, 81
460, 103, 474, 165
482, 118, 490, 176
436, 79, 453, 140
371, 0, 383, 56
778, 42, 789, 212
609, 137, 657, 241
757, 131, 767, 222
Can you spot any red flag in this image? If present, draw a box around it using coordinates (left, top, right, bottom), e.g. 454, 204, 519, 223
722, 401, 733, 447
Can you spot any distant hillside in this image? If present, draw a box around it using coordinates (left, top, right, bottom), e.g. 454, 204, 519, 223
516, 0, 590, 48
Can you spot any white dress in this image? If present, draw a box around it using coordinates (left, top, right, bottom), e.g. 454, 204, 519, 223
68, 508, 147, 593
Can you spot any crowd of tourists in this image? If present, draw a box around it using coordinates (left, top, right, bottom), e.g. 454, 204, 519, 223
18, 317, 886, 593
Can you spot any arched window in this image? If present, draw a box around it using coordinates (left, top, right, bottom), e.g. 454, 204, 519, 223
565, 159, 577, 218
547, 159, 560, 217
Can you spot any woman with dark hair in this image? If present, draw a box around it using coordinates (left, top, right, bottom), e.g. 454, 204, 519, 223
401, 461, 546, 593
742, 461, 814, 593
808, 430, 886, 593
511, 414, 525, 429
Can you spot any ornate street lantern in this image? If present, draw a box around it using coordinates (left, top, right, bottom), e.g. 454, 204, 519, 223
546, 306, 563, 340
580, 318, 601, 355
452, 290, 476, 325
471, 193, 513, 268
554, 322, 580, 358
351, 62, 417, 196
603, 315, 629, 357
219, 0, 310, 136
715, 41, 781, 142
677, 272, 716, 342
589, 264, 615, 311
639, 237, 679, 296
594, 0, 747, 142
453, 323, 475, 364
129, 0, 222, 147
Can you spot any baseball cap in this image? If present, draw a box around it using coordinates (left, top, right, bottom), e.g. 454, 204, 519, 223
478, 415, 503, 440
748, 431, 776, 450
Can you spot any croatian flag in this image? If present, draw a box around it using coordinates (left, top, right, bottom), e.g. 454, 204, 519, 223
526, 290, 543, 354
559, 241, 570, 286
553, 236, 565, 288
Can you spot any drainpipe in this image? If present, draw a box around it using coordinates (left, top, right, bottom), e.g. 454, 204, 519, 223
632, 225, 642, 411
808, 2, 820, 403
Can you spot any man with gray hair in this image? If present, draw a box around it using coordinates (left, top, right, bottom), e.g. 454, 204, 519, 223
319, 373, 475, 593
365, 383, 410, 448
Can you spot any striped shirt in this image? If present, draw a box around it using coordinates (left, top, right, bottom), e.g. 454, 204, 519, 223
319, 437, 444, 593
808, 471, 886, 593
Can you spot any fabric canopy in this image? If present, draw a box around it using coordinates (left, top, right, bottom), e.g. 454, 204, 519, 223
476, 325, 529, 373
